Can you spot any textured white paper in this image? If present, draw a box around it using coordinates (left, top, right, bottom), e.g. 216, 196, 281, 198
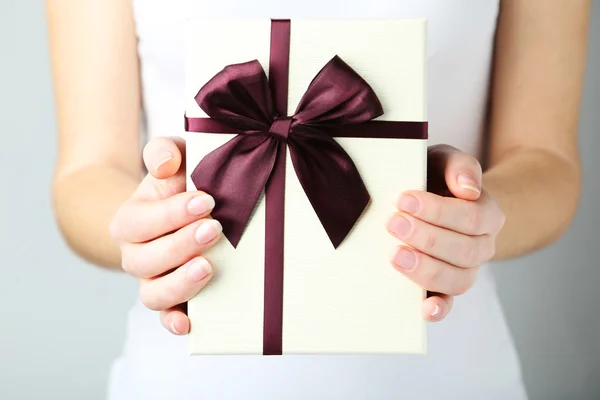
184, 19, 428, 355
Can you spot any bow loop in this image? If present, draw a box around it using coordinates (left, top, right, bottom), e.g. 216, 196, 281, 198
292, 56, 384, 127
195, 60, 275, 132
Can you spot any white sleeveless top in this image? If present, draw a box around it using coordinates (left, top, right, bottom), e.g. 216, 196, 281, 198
108, 1, 528, 399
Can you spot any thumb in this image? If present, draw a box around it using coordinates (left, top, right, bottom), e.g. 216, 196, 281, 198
428, 144, 482, 201
133, 136, 188, 201
142, 136, 185, 179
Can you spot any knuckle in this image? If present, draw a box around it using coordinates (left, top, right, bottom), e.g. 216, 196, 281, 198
158, 311, 169, 328
166, 232, 187, 260
463, 242, 480, 268
486, 237, 497, 261
429, 200, 443, 225
422, 264, 441, 289
488, 243, 497, 261
467, 208, 483, 233
139, 284, 161, 311
496, 209, 507, 233
120, 255, 131, 275
121, 248, 139, 276
154, 176, 185, 200
454, 280, 471, 296
119, 203, 144, 240
108, 216, 120, 241
453, 285, 467, 296
165, 279, 184, 305
109, 206, 128, 241
422, 231, 437, 252
121, 247, 151, 279
163, 178, 184, 198
163, 197, 180, 232
455, 271, 477, 296
167, 273, 192, 309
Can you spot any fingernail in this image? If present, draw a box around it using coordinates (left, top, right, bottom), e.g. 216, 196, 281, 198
457, 173, 481, 194
154, 150, 173, 173
392, 247, 416, 270
387, 215, 411, 237
170, 321, 181, 335
187, 194, 215, 215
398, 194, 420, 214
195, 220, 222, 244
431, 304, 440, 317
186, 258, 212, 282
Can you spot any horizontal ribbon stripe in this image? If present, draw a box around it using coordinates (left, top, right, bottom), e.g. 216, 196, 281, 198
185, 117, 428, 139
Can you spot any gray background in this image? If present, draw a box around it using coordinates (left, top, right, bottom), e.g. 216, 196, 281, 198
1, 1, 598, 399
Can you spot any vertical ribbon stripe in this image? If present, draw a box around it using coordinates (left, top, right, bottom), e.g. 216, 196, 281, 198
262, 19, 291, 356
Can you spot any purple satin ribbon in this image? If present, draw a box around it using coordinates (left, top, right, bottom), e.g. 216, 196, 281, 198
185, 19, 427, 355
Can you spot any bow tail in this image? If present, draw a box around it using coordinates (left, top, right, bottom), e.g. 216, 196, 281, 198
190, 134, 279, 248
288, 127, 370, 248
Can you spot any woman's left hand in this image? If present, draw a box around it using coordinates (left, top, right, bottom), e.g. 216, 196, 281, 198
387, 144, 506, 322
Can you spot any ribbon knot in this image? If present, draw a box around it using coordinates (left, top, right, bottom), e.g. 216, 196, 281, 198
190, 55, 385, 249
268, 116, 292, 141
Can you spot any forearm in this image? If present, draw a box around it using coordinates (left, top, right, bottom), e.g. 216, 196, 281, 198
483, 148, 581, 261
52, 165, 140, 269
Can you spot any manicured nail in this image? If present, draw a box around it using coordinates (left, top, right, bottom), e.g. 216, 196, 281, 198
154, 150, 173, 173
393, 247, 416, 270
431, 304, 440, 317
195, 220, 222, 244
170, 321, 181, 335
398, 194, 420, 214
186, 258, 212, 282
187, 194, 215, 215
457, 173, 481, 194
387, 215, 411, 237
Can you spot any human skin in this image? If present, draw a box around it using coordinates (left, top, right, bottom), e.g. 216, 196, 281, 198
46, 0, 590, 334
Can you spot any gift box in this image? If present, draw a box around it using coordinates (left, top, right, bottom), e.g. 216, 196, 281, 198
183, 18, 428, 355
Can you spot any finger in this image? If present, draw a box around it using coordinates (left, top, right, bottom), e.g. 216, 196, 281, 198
387, 212, 495, 268
396, 190, 505, 236
428, 144, 482, 201
139, 256, 213, 311
135, 137, 187, 201
143, 136, 185, 180
135, 167, 187, 201
423, 293, 454, 322
160, 306, 190, 335
122, 218, 222, 279
390, 245, 477, 296
110, 191, 215, 243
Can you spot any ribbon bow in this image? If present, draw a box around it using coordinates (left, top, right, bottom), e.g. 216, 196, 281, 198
190, 55, 384, 248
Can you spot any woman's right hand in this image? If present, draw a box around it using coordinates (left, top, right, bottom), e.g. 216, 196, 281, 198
109, 137, 222, 335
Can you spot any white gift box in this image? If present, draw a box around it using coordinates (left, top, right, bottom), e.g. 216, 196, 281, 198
184, 18, 428, 355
